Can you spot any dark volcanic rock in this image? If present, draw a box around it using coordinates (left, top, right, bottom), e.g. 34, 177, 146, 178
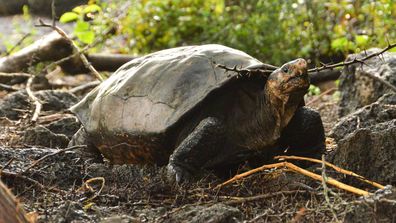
23, 125, 70, 148
339, 49, 396, 116
161, 203, 242, 223
45, 116, 80, 138
330, 94, 396, 185
344, 186, 396, 223
0, 90, 78, 120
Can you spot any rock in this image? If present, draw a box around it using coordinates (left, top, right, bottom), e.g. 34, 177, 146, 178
0, 90, 78, 120
101, 215, 139, 223
45, 116, 80, 138
23, 125, 70, 148
344, 186, 396, 223
338, 49, 396, 116
330, 94, 396, 184
161, 203, 242, 223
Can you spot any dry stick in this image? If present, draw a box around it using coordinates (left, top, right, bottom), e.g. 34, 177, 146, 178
215, 162, 286, 189
215, 161, 370, 196
36, 19, 104, 81
0, 83, 19, 91
224, 190, 306, 205
308, 42, 396, 73
21, 145, 86, 174
69, 80, 100, 94
306, 87, 337, 106
26, 75, 42, 122
275, 155, 385, 189
320, 155, 339, 222
78, 177, 105, 203
0, 158, 15, 172
358, 70, 396, 93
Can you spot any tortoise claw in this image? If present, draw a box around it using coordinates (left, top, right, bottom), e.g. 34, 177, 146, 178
167, 163, 193, 184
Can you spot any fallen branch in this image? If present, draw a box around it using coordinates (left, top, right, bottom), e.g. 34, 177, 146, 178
0, 72, 31, 85
36, 19, 104, 81
215, 161, 371, 196
26, 75, 42, 122
308, 43, 396, 73
21, 145, 86, 174
275, 155, 385, 189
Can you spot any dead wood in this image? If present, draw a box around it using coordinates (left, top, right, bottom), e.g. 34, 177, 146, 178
0, 72, 31, 85
0, 31, 137, 75
68, 80, 100, 94
309, 70, 341, 85
26, 76, 42, 122
0, 180, 30, 223
215, 160, 372, 196
0, 32, 73, 73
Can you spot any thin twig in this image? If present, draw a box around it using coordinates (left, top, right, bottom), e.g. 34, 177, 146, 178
36, 19, 104, 81
216, 161, 371, 196
306, 87, 337, 106
21, 145, 86, 174
69, 80, 100, 94
275, 155, 385, 189
358, 70, 396, 93
26, 75, 42, 122
308, 43, 396, 73
0, 83, 19, 91
5, 33, 31, 56
78, 177, 105, 203
0, 158, 15, 172
320, 155, 339, 222
224, 190, 307, 205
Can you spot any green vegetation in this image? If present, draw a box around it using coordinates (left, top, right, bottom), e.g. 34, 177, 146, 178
68, 0, 395, 66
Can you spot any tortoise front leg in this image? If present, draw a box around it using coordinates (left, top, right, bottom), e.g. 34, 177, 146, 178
167, 117, 227, 183
278, 107, 325, 159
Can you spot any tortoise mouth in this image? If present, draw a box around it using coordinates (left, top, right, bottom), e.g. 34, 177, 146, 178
282, 74, 309, 94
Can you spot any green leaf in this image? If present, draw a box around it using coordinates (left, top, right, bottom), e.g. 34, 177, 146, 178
75, 20, 90, 32
331, 37, 348, 51
83, 4, 102, 14
74, 21, 95, 44
60, 12, 79, 23
72, 6, 84, 14
76, 31, 95, 44
355, 35, 369, 47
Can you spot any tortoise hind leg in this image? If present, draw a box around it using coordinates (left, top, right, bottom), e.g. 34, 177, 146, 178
69, 127, 103, 162
167, 117, 227, 183
279, 107, 325, 160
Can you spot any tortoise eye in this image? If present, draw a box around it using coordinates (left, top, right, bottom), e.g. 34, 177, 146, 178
281, 66, 289, 73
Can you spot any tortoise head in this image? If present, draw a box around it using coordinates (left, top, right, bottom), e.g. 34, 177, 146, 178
266, 58, 309, 99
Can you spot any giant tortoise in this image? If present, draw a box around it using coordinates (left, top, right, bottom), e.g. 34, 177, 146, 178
69, 44, 325, 182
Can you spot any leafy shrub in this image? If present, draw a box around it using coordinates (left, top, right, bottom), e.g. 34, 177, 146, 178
62, 0, 396, 65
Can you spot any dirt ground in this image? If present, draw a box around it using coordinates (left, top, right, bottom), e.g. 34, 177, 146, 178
1, 80, 394, 223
